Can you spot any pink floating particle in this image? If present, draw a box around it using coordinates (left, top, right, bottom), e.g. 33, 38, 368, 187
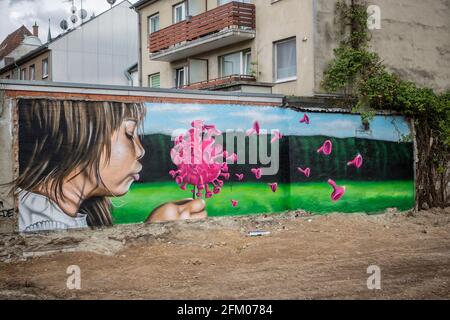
169, 120, 237, 199
268, 183, 278, 193
328, 179, 346, 202
246, 121, 261, 136
231, 200, 239, 207
251, 168, 262, 179
347, 154, 363, 169
235, 173, 244, 181
297, 167, 311, 178
300, 114, 310, 125
271, 130, 283, 144
317, 140, 333, 155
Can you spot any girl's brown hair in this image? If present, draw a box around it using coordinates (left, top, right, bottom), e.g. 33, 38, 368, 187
15, 99, 146, 227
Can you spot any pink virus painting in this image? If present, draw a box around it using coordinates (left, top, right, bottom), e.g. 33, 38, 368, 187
328, 179, 346, 202
268, 183, 278, 193
251, 168, 262, 180
271, 130, 283, 144
169, 120, 237, 199
297, 167, 311, 178
317, 140, 333, 155
299, 114, 310, 124
246, 121, 261, 136
347, 154, 363, 169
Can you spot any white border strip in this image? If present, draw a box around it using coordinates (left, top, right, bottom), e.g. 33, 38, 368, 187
0, 83, 284, 104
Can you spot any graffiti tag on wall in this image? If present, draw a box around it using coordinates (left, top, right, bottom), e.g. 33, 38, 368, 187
0, 200, 14, 218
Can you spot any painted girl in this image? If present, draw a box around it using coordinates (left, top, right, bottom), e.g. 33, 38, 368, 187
14, 99, 206, 233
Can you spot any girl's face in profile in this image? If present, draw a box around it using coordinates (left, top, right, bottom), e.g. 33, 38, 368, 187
97, 119, 145, 197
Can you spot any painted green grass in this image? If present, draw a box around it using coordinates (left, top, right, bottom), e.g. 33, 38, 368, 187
111, 180, 414, 224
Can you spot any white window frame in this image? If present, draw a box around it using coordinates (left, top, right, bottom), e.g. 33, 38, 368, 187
173, 2, 186, 24
29, 64, 35, 80
148, 13, 160, 34
274, 37, 297, 83
42, 58, 49, 79
243, 51, 252, 75
219, 50, 251, 77
20, 68, 27, 80
148, 73, 161, 88
175, 66, 187, 88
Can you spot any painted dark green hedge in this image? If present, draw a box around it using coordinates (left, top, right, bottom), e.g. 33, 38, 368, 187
139, 134, 413, 183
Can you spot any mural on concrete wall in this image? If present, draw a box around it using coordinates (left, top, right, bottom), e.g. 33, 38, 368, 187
15, 99, 414, 232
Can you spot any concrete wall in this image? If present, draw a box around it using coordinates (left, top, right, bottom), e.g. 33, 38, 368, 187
0, 93, 16, 233
254, 0, 314, 96
314, 0, 450, 93
49, 0, 138, 86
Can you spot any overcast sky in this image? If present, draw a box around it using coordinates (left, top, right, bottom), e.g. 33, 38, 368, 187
143, 103, 411, 142
0, 0, 138, 44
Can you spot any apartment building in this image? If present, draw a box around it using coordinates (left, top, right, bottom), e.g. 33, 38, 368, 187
133, 0, 449, 95
0, 0, 138, 86
0, 24, 42, 71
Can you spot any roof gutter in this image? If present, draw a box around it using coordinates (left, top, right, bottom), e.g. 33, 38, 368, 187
124, 67, 133, 86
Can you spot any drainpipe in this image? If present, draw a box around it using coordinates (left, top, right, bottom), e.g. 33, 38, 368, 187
137, 10, 143, 87
124, 68, 133, 86
14, 61, 20, 80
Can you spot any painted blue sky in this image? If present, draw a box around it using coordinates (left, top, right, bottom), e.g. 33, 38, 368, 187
143, 103, 411, 142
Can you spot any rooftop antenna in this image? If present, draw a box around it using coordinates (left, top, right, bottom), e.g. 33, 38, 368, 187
69, 0, 78, 25
107, 0, 116, 8
79, 0, 87, 24
60, 19, 69, 32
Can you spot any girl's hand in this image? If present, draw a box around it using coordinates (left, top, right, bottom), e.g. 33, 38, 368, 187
145, 198, 207, 223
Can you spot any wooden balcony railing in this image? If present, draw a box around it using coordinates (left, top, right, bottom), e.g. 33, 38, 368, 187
149, 1, 256, 53
182, 74, 256, 90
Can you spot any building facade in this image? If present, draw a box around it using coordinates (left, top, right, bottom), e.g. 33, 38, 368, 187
133, 0, 449, 95
0, 0, 138, 86
0, 24, 42, 71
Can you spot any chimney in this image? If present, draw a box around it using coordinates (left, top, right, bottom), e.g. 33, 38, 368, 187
32, 22, 39, 37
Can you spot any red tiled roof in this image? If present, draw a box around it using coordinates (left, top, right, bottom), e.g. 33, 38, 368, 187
0, 25, 32, 60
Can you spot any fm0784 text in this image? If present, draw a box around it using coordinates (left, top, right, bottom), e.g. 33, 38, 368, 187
221, 304, 273, 316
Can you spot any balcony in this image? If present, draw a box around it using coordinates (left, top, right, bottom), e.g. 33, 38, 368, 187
182, 74, 273, 94
149, 1, 256, 62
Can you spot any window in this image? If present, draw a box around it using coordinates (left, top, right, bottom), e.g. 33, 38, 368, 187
173, 2, 186, 23
219, 50, 251, 77
148, 13, 160, 34
188, 58, 208, 84
244, 51, 251, 75
42, 58, 49, 78
20, 68, 27, 80
29, 65, 35, 80
175, 67, 187, 88
148, 73, 161, 88
274, 37, 296, 82
188, 0, 205, 16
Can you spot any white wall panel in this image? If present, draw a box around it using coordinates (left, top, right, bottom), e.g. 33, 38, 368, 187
50, 1, 138, 86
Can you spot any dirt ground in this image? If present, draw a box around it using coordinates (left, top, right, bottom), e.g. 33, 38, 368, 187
0, 208, 449, 300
